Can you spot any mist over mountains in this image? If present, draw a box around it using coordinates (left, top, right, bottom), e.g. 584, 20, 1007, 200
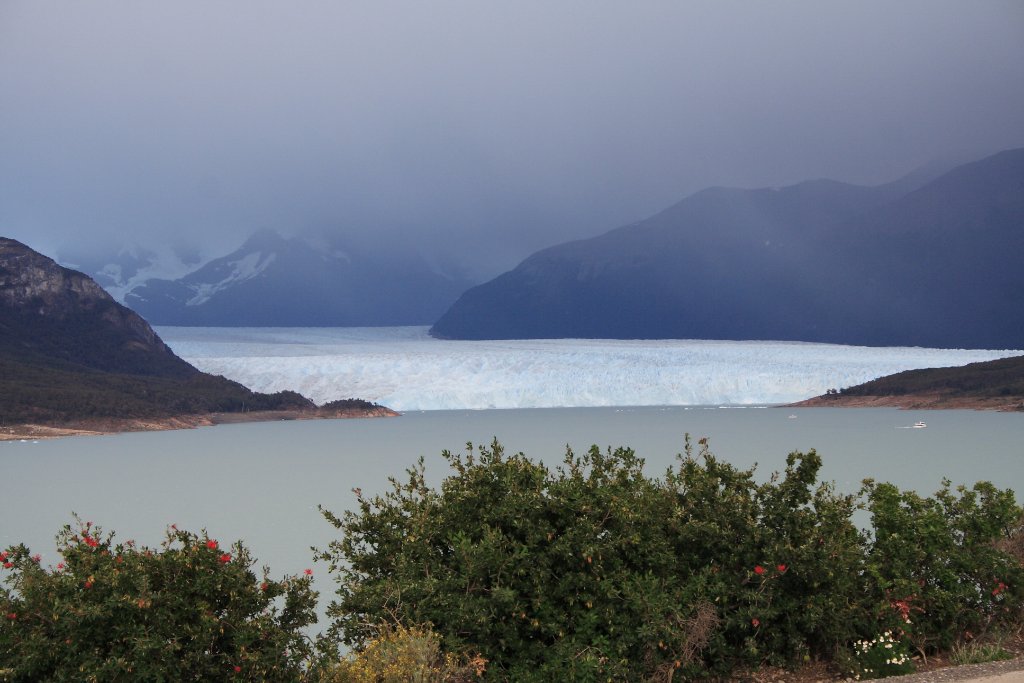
54, 148, 1023, 348
431, 148, 1024, 349
87, 231, 477, 327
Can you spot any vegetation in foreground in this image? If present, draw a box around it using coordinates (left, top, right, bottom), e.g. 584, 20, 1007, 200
3, 439, 1023, 681
0, 521, 316, 681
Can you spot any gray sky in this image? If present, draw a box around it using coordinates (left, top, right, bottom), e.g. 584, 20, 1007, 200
2, 1, 1023, 276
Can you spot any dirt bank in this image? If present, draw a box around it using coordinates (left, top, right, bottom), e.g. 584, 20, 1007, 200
0, 406, 399, 441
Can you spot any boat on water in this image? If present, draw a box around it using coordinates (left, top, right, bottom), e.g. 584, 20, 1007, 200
912, 421, 927, 429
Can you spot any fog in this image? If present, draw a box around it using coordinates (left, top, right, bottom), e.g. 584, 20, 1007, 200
2, 1, 1022, 277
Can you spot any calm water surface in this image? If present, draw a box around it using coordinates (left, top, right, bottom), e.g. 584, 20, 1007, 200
3, 406, 1022, 630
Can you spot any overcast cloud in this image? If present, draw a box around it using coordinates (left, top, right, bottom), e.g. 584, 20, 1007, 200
2, 1, 1022, 275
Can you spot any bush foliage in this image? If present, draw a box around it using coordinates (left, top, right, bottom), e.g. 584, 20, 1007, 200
318, 438, 1024, 681
0, 520, 316, 681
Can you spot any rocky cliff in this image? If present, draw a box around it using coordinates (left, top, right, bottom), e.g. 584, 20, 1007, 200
0, 237, 195, 377
0, 238, 394, 430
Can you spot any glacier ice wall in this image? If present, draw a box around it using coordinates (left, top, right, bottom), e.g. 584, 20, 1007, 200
157, 326, 1021, 411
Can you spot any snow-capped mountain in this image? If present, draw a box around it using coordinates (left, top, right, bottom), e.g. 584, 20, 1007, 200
121, 230, 476, 326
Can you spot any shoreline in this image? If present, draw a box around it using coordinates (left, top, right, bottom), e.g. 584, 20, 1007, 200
0, 406, 400, 441
6, 395, 1021, 442
789, 393, 1024, 411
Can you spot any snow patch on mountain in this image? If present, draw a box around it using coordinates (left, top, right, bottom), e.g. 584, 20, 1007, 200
185, 251, 277, 306
61, 245, 207, 304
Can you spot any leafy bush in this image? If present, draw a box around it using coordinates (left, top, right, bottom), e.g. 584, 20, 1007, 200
862, 479, 1024, 653
0, 519, 316, 681
317, 438, 916, 680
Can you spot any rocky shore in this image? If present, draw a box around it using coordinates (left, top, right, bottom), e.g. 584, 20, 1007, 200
789, 393, 1024, 411
0, 405, 399, 441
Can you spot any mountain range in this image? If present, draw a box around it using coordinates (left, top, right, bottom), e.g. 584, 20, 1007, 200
85, 231, 476, 327
431, 148, 1024, 349
0, 237, 392, 432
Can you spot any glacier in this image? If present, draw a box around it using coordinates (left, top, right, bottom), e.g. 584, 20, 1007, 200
157, 326, 1021, 412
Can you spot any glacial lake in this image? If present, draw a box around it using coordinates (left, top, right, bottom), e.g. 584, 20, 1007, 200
3, 405, 1023, 633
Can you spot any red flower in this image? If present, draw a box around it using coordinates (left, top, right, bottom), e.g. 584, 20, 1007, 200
56, 562, 66, 571
0, 551, 7, 561
754, 565, 765, 575
777, 564, 788, 573
2, 562, 11, 570
304, 568, 313, 576
206, 540, 218, 549
31, 554, 41, 563
233, 665, 242, 673
219, 553, 232, 564
5, 613, 16, 620
751, 618, 760, 627
83, 535, 99, 548
260, 581, 269, 591
83, 580, 93, 589
993, 581, 1007, 596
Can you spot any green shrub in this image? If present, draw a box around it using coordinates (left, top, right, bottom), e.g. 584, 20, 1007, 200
862, 479, 1024, 654
0, 519, 317, 681
316, 438, 898, 680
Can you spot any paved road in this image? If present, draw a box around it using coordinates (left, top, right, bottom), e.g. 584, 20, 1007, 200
981, 673, 1024, 683
893, 659, 1024, 683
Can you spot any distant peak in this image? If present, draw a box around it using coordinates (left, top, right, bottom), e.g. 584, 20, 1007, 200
240, 229, 289, 251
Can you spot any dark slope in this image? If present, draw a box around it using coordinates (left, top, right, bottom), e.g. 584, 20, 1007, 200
0, 237, 196, 378
0, 237, 313, 425
793, 354, 1024, 411
431, 149, 1024, 348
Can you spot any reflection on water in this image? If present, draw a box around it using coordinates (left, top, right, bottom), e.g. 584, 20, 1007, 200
3, 406, 1022, 633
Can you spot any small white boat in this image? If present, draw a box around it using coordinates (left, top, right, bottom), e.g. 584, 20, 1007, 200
912, 421, 927, 429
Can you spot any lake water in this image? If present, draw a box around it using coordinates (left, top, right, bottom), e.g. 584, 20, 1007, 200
3, 406, 1022, 633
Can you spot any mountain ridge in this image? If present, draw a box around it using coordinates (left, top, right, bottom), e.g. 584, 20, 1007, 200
122, 230, 476, 327
431, 147, 1024, 348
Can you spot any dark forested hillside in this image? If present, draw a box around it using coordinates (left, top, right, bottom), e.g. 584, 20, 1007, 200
793, 354, 1024, 410
0, 237, 316, 425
